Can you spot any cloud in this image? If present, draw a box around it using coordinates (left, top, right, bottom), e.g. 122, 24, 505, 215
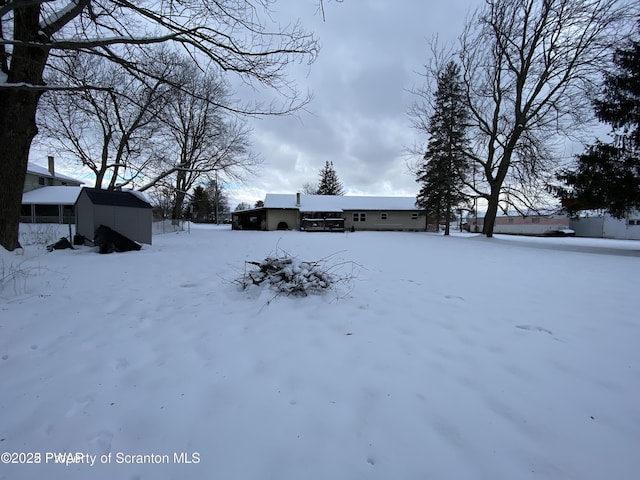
227, 0, 480, 207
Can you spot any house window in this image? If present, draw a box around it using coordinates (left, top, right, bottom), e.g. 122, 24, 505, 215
38, 177, 45, 186
352, 212, 366, 222
411, 213, 418, 220
508, 218, 514, 224
380, 212, 388, 220
628, 219, 640, 226
531, 217, 540, 224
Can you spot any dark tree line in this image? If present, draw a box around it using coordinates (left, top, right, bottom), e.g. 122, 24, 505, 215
187, 182, 230, 223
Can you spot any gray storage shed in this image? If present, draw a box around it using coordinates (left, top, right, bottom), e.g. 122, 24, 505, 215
75, 188, 153, 245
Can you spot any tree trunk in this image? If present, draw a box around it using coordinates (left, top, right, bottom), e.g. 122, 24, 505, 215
0, 89, 42, 251
172, 191, 187, 220
444, 195, 451, 236
0, 6, 50, 250
483, 187, 501, 238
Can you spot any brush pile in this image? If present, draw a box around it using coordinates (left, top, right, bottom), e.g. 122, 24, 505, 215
236, 250, 356, 297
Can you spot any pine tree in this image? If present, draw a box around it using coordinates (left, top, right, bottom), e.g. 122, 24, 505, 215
556, 29, 640, 218
316, 161, 345, 195
415, 61, 470, 235
188, 186, 212, 222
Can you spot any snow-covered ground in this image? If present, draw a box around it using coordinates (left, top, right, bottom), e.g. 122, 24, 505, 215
1, 225, 639, 480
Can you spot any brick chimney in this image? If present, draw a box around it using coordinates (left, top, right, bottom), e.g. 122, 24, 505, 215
47, 155, 55, 177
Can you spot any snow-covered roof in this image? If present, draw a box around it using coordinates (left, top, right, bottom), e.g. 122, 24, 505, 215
21, 186, 83, 205
27, 162, 83, 184
264, 194, 419, 212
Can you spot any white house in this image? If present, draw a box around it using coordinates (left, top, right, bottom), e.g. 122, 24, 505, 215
232, 193, 426, 232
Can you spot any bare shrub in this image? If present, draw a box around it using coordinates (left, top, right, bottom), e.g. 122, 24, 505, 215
19, 224, 66, 247
0, 258, 31, 296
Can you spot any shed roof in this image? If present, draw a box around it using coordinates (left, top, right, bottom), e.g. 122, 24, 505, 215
22, 186, 83, 205
78, 188, 152, 209
264, 194, 418, 212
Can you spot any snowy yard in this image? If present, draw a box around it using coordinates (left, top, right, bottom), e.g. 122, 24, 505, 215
1, 225, 639, 480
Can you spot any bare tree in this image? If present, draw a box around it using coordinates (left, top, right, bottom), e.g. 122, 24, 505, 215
139, 62, 258, 221
455, 0, 635, 236
40, 49, 173, 189
301, 181, 318, 195
0, 1, 319, 250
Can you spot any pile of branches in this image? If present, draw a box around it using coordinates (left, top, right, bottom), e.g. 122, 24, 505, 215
235, 250, 357, 298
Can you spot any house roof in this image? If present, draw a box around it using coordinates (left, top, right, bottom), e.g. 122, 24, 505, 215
264, 194, 419, 212
78, 188, 152, 209
21, 186, 83, 205
27, 162, 84, 184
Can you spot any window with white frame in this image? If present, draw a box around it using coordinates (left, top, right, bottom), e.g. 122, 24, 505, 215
352, 212, 366, 222
628, 219, 640, 226
380, 212, 388, 220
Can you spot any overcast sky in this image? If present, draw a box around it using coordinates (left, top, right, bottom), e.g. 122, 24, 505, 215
226, 0, 483, 207
31, 0, 484, 209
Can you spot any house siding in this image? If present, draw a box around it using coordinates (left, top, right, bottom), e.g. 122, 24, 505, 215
261, 209, 426, 231
266, 209, 299, 230
345, 210, 425, 231
23, 172, 83, 192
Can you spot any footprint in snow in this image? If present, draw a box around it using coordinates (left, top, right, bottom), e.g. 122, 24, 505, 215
445, 295, 465, 301
65, 394, 95, 418
88, 430, 113, 455
516, 325, 553, 335
114, 357, 130, 370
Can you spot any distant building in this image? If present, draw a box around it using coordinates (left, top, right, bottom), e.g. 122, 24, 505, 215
24, 156, 84, 192
470, 211, 570, 235
570, 211, 640, 240
232, 193, 426, 232
20, 156, 85, 224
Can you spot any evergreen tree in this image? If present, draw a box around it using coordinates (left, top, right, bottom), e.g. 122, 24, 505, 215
415, 61, 470, 235
316, 161, 345, 195
205, 179, 230, 223
188, 186, 212, 222
556, 29, 640, 218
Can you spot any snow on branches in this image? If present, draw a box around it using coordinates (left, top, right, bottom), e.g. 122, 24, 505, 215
234, 249, 359, 301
